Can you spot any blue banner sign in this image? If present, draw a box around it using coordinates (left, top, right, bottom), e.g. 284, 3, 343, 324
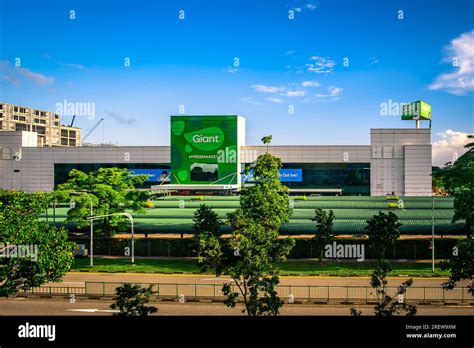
279, 169, 303, 182
128, 169, 171, 182
242, 169, 302, 182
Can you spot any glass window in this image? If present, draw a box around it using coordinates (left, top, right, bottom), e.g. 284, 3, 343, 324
282, 163, 371, 195
15, 123, 28, 131
243, 162, 371, 195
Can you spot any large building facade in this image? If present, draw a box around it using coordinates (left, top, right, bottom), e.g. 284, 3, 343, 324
0, 103, 81, 147
0, 114, 432, 196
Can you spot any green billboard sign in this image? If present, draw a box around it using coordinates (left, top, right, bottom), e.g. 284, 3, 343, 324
170, 115, 244, 185
401, 100, 431, 120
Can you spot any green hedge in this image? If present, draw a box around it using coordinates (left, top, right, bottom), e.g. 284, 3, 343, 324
287, 238, 457, 259
71, 237, 458, 260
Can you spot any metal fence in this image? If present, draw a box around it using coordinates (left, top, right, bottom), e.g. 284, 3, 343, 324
22, 282, 472, 304
24, 286, 86, 296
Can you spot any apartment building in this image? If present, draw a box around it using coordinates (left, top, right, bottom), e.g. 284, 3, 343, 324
0, 103, 81, 147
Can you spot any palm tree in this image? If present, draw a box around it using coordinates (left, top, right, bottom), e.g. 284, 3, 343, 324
261, 135, 272, 152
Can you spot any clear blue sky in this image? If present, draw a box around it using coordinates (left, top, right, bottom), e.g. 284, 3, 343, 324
0, 0, 472, 151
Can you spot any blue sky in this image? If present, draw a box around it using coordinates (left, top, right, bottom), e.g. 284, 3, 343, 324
0, 0, 473, 164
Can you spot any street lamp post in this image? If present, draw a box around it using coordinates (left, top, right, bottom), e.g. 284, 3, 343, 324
432, 195, 435, 272
87, 212, 135, 263
71, 191, 94, 267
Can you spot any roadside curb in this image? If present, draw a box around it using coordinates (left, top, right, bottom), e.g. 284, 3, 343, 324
68, 270, 448, 278
11, 294, 468, 307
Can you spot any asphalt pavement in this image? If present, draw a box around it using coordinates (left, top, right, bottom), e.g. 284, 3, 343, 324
1, 297, 473, 316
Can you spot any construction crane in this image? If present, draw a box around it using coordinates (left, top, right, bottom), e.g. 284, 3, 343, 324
82, 118, 104, 142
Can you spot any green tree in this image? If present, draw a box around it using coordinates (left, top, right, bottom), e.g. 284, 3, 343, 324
440, 238, 473, 294
452, 190, 474, 238
365, 211, 401, 259
351, 259, 417, 316
311, 208, 335, 262
110, 283, 158, 316
433, 134, 473, 237
55, 167, 150, 237
193, 204, 222, 271
197, 142, 295, 316
0, 190, 75, 297
261, 135, 272, 152
193, 204, 222, 236
431, 166, 447, 194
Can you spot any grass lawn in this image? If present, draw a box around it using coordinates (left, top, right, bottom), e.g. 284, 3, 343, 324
72, 258, 201, 273
71, 258, 449, 276
276, 260, 449, 276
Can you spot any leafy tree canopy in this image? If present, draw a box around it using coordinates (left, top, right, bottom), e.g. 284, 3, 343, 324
433, 134, 473, 237
110, 283, 157, 316
365, 211, 401, 259
351, 259, 417, 316
441, 238, 473, 294
197, 142, 295, 316
311, 208, 335, 262
54, 167, 150, 236
0, 190, 75, 297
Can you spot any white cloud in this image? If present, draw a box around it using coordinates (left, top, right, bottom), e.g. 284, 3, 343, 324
59, 62, 87, 70
301, 80, 319, 87
428, 30, 474, 95
285, 50, 295, 55
285, 90, 307, 97
241, 97, 262, 105
19, 68, 55, 85
306, 56, 336, 74
432, 129, 471, 166
328, 86, 343, 96
0, 60, 55, 86
251, 84, 285, 93
266, 97, 285, 103
291, 1, 318, 12
369, 56, 379, 65
316, 86, 343, 98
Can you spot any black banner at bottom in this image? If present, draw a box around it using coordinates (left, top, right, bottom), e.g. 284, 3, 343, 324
0, 316, 472, 347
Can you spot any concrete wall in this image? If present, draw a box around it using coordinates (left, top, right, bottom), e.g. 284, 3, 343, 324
404, 145, 432, 196
370, 128, 431, 196
1, 146, 169, 192
240, 145, 371, 163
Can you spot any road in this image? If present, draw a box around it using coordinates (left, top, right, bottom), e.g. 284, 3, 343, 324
0, 297, 473, 316
47, 272, 466, 287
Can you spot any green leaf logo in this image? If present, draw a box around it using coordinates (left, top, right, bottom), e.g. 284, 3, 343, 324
171, 121, 185, 136
178, 170, 188, 181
